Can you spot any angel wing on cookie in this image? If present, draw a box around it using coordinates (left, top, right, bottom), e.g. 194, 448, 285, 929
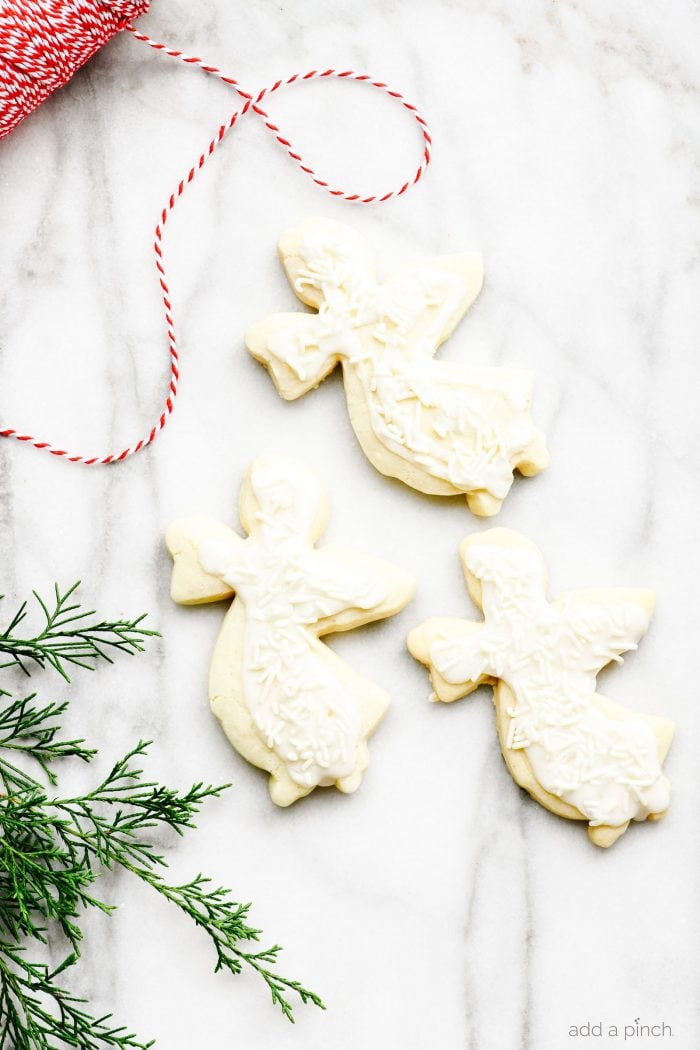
246, 218, 548, 516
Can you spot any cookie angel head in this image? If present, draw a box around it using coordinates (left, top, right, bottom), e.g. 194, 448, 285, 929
166, 455, 416, 806
246, 217, 549, 516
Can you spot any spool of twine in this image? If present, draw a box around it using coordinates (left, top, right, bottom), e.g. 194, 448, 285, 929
0, 1, 149, 139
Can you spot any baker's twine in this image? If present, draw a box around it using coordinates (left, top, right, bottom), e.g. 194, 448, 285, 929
0, 1, 432, 464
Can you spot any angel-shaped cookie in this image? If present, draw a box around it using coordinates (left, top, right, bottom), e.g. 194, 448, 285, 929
246, 218, 548, 516
408, 528, 673, 846
166, 455, 415, 805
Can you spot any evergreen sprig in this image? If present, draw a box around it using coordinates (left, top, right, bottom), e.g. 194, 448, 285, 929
0, 583, 157, 681
0, 944, 154, 1049
0, 584, 323, 1047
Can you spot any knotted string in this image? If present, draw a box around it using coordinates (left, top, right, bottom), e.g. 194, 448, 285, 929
0, 1, 432, 464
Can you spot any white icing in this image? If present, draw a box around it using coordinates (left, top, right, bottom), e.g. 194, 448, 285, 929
257, 223, 544, 501
198, 459, 388, 790
429, 542, 670, 828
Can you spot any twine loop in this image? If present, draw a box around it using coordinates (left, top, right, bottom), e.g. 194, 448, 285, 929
0, 1, 432, 464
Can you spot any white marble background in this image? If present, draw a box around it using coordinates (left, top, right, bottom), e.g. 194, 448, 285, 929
1, 0, 699, 1046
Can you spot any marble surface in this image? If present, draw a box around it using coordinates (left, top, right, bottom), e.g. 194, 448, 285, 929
1, 0, 699, 1046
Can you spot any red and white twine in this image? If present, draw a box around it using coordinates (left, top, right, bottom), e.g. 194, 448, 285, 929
0, 1, 432, 465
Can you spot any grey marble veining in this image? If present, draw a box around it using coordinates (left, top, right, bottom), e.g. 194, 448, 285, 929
1, 1, 699, 1047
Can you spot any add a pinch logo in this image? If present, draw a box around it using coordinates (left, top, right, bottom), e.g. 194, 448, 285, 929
568, 1019, 674, 1040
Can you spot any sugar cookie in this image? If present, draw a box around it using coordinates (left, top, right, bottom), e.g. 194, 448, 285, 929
246, 218, 548, 516
166, 455, 415, 805
408, 528, 673, 846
